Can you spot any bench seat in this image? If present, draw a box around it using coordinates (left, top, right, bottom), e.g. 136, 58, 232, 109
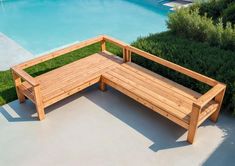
102, 62, 219, 128
12, 35, 226, 144
18, 52, 122, 107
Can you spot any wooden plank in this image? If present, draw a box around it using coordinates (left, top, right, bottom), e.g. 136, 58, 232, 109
103, 35, 127, 48
11, 66, 39, 86
102, 76, 189, 129
187, 103, 201, 144
33, 85, 45, 120
109, 68, 192, 116
198, 102, 219, 126
122, 62, 201, 100
101, 40, 106, 52
40, 59, 118, 100
195, 83, 226, 108
38, 54, 112, 90
18, 82, 35, 103
17, 36, 103, 69
12, 70, 26, 103
115, 66, 195, 110
210, 88, 226, 122
44, 77, 100, 107
103, 72, 190, 123
127, 45, 218, 86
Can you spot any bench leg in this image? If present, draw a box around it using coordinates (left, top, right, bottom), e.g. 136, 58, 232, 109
210, 89, 225, 123
34, 85, 45, 121
36, 104, 45, 121
12, 71, 26, 103
187, 104, 201, 144
99, 79, 107, 91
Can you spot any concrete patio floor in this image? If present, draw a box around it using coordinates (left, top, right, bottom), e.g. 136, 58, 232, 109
0, 85, 234, 166
0, 33, 34, 71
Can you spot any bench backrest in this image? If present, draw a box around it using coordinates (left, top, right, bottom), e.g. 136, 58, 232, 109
13, 35, 220, 88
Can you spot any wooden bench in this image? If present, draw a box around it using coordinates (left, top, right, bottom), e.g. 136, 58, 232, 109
11, 35, 226, 144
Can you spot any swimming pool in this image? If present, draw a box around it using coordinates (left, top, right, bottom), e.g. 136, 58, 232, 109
0, 0, 170, 54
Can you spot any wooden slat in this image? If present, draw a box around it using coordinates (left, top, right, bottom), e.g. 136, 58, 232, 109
122, 62, 201, 100
108, 68, 191, 116
198, 102, 219, 126
11, 67, 39, 86
187, 103, 200, 143
195, 83, 226, 108
12, 70, 26, 103
115, 66, 195, 109
127, 45, 218, 86
44, 77, 100, 107
17, 36, 103, 69
102, 76, 189, 129
102, 72, 190, 123
103, 35, 127, 48
18, 82, 35, 103
40, 57, 120, 101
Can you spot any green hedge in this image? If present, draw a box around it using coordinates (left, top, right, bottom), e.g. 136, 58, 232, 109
131, 32, 235, 115
167, 8, 235, 51
193, 0, 235, 24
223, 3, 235, 25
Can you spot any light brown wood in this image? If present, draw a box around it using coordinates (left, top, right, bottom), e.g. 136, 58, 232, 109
187, 103, 201, 144
99, 76, 107, 91
195, 83, 226, 108
126, 45, 218, 86
12, 35, 226, 144
17, 36, 103, 69
210, 88, 226, 122
101, 39, 106, 52
33, 85, 45, 120
11, 66, 39, 86
102, 76, 189, 129
12, 70, 26, 103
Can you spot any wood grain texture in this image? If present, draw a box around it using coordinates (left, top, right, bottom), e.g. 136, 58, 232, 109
11, 35, 226, 144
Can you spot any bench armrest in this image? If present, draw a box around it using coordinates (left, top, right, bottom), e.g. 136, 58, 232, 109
193, 83, 226, 109
11, 66, 39, 87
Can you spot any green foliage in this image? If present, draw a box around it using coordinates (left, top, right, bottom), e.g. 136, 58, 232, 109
223, 3, 235, 25
192, 0, 235, 25
131, 32, 235, 114
167, 8, 235, 51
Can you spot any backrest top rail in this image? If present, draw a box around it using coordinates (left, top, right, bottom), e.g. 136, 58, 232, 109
13, 35, 219, 87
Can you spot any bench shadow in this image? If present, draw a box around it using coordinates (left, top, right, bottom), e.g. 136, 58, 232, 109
84, 86, 189, 151
202, 113, 235, 166
0, 99, 56, 122
0, 100, 38, 122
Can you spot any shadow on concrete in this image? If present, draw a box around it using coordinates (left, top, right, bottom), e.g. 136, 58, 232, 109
1, 85, 234, 156
0, 100, 38, 122
202, 113, 235, 166
85, 86, 189, 151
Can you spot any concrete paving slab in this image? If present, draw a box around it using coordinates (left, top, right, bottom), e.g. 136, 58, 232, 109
0, 85, 234, 166
0, 32, 34, 71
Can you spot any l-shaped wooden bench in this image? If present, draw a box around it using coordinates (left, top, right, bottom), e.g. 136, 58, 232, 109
11, 35, 226, 144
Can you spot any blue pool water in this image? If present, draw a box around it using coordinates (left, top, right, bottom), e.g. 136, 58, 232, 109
0, 0, 170, 54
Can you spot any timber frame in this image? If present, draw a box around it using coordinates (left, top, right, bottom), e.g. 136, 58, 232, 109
11, 35, 226, 144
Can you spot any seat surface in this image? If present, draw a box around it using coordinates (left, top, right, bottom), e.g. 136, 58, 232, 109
19, 52, 218, 125
19, 52, 122, 106
102, 62, 219, 125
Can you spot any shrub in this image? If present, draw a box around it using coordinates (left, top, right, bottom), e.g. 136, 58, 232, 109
167, 8, 235, 51
223, 3, 235, 25
194, 0, 234, 21
131, 32, 235, 115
